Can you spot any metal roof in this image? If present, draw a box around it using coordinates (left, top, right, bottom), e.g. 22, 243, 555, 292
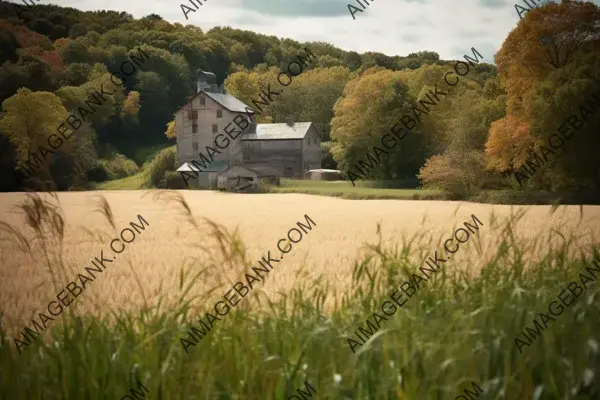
306, 169, 341, 173
196, 70, 216, 84
177, 160, 228, 173
242, 122, 313, 140
204, 92, 251, 113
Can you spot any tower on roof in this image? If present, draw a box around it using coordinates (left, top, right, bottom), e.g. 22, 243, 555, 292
196, 70, 219, 93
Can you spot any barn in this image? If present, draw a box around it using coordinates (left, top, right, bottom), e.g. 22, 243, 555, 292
174, 70, 323, 189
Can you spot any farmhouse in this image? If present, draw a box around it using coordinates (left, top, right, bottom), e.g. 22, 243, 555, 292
174, 70, 322, 188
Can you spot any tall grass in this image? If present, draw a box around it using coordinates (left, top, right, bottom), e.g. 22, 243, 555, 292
0, 193, 599, 399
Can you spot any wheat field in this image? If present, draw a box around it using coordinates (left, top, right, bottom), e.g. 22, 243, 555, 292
0, 190, 599, 339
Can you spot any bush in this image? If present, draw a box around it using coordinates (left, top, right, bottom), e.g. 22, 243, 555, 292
145, 146, 176, 188
418, 150, 488, 199
98, 154, 139, 180
164, 170, 186, 189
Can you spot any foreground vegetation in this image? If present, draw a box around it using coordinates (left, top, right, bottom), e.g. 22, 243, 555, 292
1, 194, 599, 399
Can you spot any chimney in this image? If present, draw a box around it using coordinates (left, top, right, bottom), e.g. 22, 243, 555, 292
286, 115, 294, 126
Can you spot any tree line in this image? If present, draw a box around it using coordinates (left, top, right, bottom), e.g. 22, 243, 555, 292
0, 0, 598, 196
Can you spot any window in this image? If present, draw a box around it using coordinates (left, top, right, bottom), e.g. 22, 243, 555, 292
192, 141, 198, 152
308, 137, 311, 146
188, 110, 198, 120
217, 109, 222, 119
285, 166, 293, 171
192, 123, 198, 133
199, 98, 206, 106
212, 124, 218, 133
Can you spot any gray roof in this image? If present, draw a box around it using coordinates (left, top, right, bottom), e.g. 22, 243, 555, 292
242, 122, 313, 140
307, 169, 341, 173
204, 92, 251, 113
177, 159, 228, 173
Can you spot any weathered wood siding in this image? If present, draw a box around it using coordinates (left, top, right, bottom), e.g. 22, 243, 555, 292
302, 126, 322, 171
242, 140, 303, 177
175, 93, 244, 166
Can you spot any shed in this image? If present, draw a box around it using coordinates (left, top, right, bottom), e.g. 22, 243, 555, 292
177, 160, 229, 188
304, 169, 344, 181
217, 164, 280, 191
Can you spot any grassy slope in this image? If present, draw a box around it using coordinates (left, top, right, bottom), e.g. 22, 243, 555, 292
1, 207, 600, 399
93, 171, 146, 190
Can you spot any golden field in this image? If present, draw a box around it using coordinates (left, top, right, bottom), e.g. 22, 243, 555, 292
1, 190, 599, 338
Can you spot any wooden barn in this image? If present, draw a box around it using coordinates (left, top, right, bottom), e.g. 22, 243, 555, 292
174, 70, 322, 188
241, 120, 322, 178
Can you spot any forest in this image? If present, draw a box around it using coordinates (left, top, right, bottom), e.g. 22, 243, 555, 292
0, 0, 599, 198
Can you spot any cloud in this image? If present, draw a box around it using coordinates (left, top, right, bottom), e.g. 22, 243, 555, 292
219, 0, 349, 18
67, 0, 600, 66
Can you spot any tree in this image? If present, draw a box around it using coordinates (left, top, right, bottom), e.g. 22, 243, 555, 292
61, 62, 91, 86
0, 88, 69, 178
122, 91, 140, 121
165, 120, 176, 139
0, 28, 20, 64
343, 51, 362, 71
330, 68, 428, 180
487, 0, 600, 190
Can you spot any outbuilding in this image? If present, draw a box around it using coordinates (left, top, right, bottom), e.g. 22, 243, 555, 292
304, 169, 344, 181
176, 160, 228, 188
216, 164, 280, 191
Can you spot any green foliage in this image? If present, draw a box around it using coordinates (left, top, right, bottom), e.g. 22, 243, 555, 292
97, 153, 139, 180
0, 28, 20, 64
1, 207, 597, 398
330, 67, 427, 180
60, 62, 91, 86
0, 88, 69, 175
145, 146, 176, 187
0, 0, 596, 196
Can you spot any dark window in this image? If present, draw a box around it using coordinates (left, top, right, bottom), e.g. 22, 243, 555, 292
192, 123, 198, 133
217, 109, 222, 119
189, 110, 198, 120
212, 124, 218, 133
199, 98, 206, 106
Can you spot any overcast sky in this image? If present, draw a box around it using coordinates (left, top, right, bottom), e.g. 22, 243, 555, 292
38, 0, 600, 61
